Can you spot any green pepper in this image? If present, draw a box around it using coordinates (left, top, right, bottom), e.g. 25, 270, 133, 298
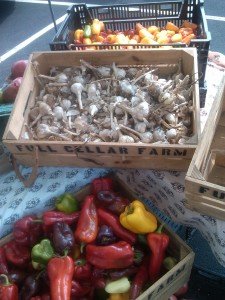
32, 260, 45, 270
56, 193, 79, 213
31, 239, 54, 265
163, 256, 178, 270
105, 277, 131, 294
83, 25, 92, 38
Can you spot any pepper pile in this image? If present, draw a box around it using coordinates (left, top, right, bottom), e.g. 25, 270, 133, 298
0, 177, 175, 300
73, 19, 198, 49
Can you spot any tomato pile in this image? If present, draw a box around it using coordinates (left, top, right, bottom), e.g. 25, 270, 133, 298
0, 177, 181, 300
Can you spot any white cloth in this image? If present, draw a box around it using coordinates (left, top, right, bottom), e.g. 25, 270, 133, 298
0, 62, 225, 267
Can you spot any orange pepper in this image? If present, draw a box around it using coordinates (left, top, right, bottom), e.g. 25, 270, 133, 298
107, 34, 117, 44
74, 29, 84, 41
132, 34, 141, 43
83, 38, 92, 45
182, 20, 198, 30
165, 21, 179, 33
182, 33, 196, 45
135, 22, 145, 33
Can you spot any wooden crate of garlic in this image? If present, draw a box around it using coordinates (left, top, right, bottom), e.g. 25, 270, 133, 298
3, 49, 200, 171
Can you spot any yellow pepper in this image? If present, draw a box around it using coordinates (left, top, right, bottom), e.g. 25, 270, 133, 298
120, 200, 157, 234
108, 291, 130, 300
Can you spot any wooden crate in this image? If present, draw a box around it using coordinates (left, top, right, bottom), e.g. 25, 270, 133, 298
0, 175, 194, 300
185, 75, 225, 220
3, 49, 200, 174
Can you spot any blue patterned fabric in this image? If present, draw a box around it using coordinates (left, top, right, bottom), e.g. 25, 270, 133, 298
0, 166, 110, 237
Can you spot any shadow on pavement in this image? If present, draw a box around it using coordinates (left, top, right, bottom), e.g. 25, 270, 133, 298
0, 1, 15, 25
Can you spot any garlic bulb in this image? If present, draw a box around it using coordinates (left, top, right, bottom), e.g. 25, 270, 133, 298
71, 82, 84, 110
61, 99, 71, 111
53, 106, 64, 120
153, 128, 166, 142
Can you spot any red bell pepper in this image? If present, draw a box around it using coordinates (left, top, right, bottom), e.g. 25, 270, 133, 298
91, 267, 107, 289
97, 208, 137, 245
97, 190, 130, 215
74, 195, 98, 244
13, 214, 43, 247
3, 240, 30, 268
0, 247, 9, 274
86, 241, 134, 269
74, 258, 92, 280
43, 210, 80, 227
147, 224, 170, 282
47, 256, 74, 300
129, 257, 149, 300
91, 177, 114, 196
30, 295, 50, 300
71, 280, 91, 297
0, 274, 19, 300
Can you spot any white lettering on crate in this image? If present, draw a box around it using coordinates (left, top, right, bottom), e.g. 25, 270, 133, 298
15, 144, 188, 157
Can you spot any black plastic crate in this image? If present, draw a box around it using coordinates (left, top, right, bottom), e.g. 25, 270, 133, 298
49, 0, 211, 105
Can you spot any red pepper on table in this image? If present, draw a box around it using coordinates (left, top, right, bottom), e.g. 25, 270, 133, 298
13, 214, 43, 247
86, 241, 134, 269
0, 274, 19, 300
71, 280, 91, 297
3, 240, 30, 268
74, 195, 98, 244
129, 257, 149, 300
47, 256, 74, 300
91, 177, 114, 196
97, 208, 137, 245
74, 258, 92, 280
0, 247, 9, 274
147, 224, 170, 283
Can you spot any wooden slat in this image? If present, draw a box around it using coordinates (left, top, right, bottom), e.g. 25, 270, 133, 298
3, 48, 199, 174
185, 75, 225, 219
0, 176, 194, 300
12, 152, 192, 171
4, 139, 196, 157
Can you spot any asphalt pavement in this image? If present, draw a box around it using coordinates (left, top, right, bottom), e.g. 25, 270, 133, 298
0, 0, 225, 86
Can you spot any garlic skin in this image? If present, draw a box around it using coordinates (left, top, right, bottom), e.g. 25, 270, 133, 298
71, 83, 84, 110
89, 104, 98, 117
87, 83, 98, 100
134, 122, 146, 133
120, 80, 136, 96
153, 128, 166, 142
29, 60, 193, 144
140, 132, 153, 143
112, 63, 126, 80
53, 106, 64, 121
164, 113, 176, 125
166, 128, 177, 140
61, 99, 71, 111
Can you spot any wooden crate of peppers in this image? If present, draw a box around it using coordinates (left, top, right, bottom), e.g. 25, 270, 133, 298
0, 177, 193, 300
